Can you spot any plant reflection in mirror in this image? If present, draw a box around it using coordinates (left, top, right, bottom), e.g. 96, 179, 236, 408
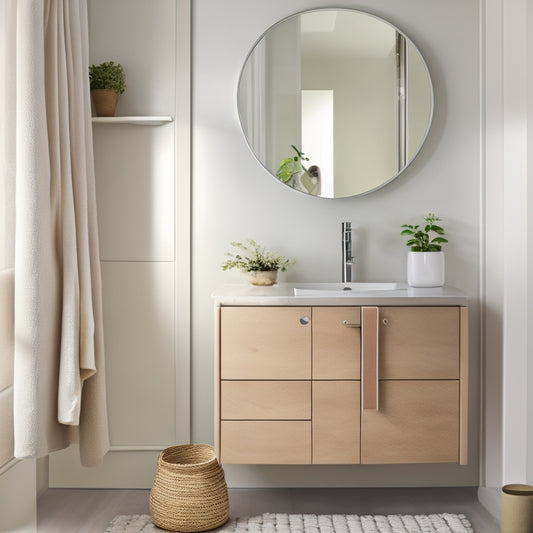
276, 145, 309, 183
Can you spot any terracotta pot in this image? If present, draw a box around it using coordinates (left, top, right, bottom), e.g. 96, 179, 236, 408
91, 89, 119, 117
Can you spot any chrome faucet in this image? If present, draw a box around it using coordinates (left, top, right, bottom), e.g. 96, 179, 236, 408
342, 222, 355, 283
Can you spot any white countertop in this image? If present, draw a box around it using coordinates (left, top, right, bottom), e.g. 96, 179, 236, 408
212, 283, 468, 306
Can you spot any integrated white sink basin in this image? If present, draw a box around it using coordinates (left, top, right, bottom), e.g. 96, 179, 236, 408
293, 282, 401, 296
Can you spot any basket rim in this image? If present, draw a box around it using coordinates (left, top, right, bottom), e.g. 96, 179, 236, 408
160, 444, 217, 468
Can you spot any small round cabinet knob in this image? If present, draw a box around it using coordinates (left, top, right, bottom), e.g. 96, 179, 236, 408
382, 318, 389, 326
300, 316, 310, 325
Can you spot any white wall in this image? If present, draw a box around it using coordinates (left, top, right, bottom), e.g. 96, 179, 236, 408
40, 0, 533, 502
479, 0, 533, 521
36, 0, 533, 507
528, 0, 533, 486
193, 0, 481, 487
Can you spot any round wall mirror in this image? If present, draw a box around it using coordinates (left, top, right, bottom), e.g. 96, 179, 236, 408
237, 9, 434, 199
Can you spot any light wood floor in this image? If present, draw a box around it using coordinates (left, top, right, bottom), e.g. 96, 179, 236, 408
37, 487, 500, 532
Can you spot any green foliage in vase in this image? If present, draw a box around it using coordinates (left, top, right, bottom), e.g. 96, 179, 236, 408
276, 145, 309, 183
89, 61, 126, 94
221, 239, 295, 272
401, 213, 448, 252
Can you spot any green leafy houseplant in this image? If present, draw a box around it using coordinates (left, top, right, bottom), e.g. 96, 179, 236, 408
276, 145, 309, 183
89, 61, 126, 93
221, 239, 294, 272
400, 213, 448, 252
89, 61, 126, 117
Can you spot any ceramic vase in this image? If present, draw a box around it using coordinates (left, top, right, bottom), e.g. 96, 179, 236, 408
407, 251, 444, 288
245, 270, 278, 286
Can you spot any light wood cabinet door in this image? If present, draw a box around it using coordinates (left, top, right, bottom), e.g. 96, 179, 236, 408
221, 381, 311, 420
220, 307, 311, 379
312, 307, 360, 379
220, 421, 311, 464
313, 381, 360, 464
361, 380, 459, 464
379, 307, 460, 379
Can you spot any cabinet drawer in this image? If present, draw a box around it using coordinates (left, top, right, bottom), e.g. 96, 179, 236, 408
221, 307, 311, 379
220, 421, 311, 464
379, 307, 460, 379
361, 380, 459, 464
313, 381, 360, 464
313, 307, 360, 379
221, 381, 311, 420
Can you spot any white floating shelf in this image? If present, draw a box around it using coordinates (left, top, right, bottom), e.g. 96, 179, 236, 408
92, 116, 173, 126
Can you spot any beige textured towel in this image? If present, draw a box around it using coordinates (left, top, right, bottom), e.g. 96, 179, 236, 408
2, 0, 109, 467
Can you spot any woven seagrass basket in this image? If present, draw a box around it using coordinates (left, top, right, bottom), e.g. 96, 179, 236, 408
149, 444, 229, 532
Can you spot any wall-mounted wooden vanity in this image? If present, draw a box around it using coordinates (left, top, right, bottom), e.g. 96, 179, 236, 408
213, 284, 468, 466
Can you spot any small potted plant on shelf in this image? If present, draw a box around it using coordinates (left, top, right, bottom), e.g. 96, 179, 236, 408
89, 61, 126, 117
400, 213, 448, 287
221, 239, 295, 286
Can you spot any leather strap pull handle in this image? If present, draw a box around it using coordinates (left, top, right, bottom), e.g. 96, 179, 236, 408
361, 306, 379, 411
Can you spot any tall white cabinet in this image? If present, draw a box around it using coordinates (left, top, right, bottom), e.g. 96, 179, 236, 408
49, 0, 190, 488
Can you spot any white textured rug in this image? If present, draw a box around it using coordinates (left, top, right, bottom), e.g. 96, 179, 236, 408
106, 512, 474, 532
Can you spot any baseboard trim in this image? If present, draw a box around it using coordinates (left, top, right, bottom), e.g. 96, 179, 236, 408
478, 486, 501, 523
49, 446, 161, 488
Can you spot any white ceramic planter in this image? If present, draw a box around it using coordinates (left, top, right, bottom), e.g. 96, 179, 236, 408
407, 251, 445, 288
245, 270, 278, 286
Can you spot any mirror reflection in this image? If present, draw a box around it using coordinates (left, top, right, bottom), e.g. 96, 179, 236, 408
238, 9, 433, 198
